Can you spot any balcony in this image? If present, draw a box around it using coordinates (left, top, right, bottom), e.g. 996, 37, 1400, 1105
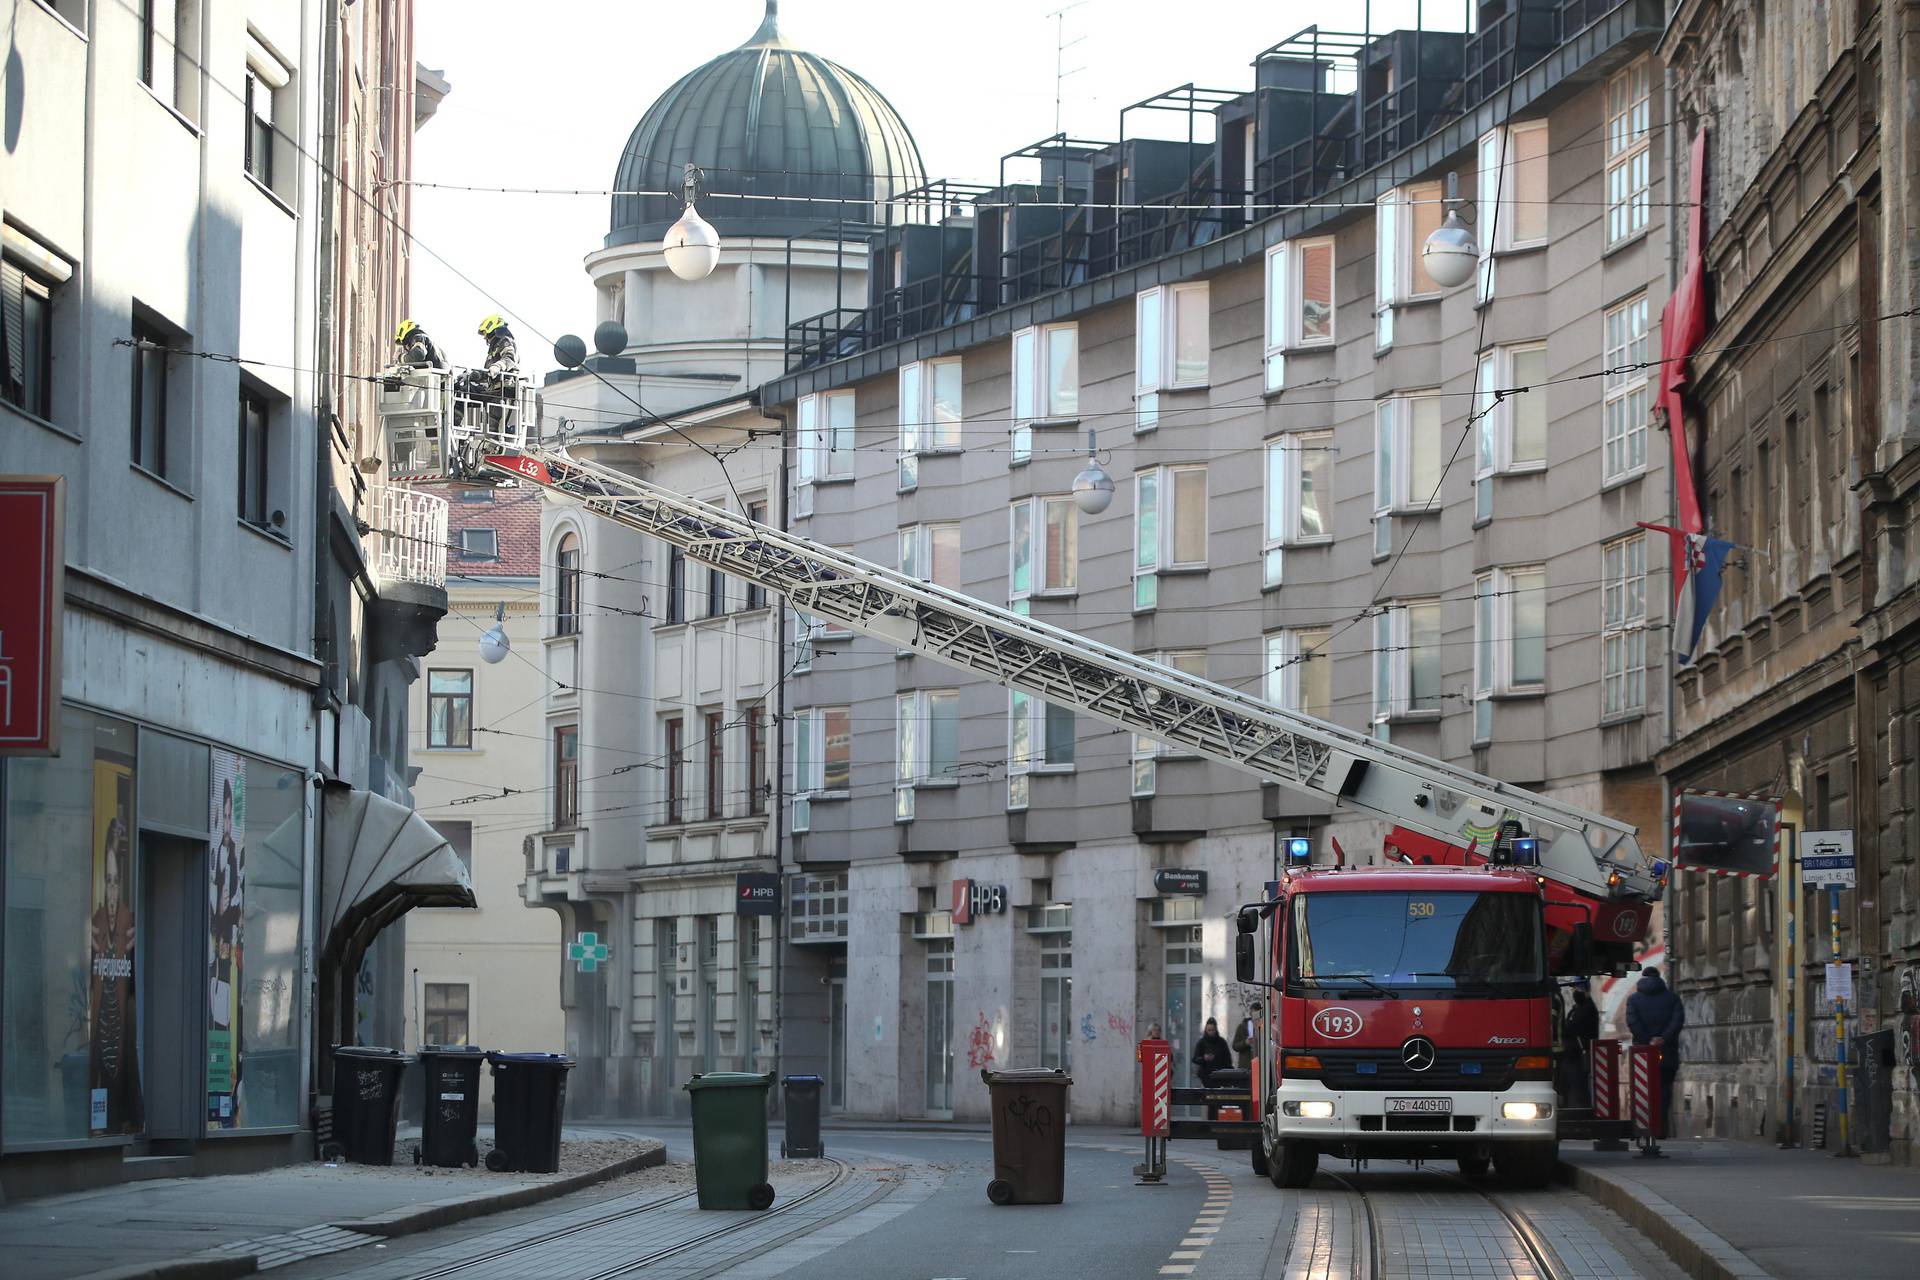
368, 484, 449, 661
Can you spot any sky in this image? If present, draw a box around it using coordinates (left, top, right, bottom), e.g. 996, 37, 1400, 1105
408, 0, 1463, 365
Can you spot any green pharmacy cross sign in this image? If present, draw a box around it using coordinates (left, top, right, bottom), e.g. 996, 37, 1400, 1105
568, 932, 611, 973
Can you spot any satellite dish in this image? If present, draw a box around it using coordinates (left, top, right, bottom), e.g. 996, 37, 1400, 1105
553, 334, 588, 368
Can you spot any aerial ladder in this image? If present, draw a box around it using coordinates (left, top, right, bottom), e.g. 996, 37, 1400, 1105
479, 443, 1666, 962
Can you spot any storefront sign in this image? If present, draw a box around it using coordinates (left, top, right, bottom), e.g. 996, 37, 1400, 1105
0, 476, 64, 755
735, 872, 781, 916
1153, 868, 1207, 896
951, 878, 1006, 925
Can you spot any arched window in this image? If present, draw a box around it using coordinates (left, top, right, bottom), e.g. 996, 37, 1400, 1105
556, 531, 581, 636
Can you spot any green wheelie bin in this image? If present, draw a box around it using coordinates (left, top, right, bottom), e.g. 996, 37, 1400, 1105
686, 1071, 777, 1210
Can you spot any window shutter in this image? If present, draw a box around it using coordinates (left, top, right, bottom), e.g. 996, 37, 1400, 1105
1, 262, 25, 389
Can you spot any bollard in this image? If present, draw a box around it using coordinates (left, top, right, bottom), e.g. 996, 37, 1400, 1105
1134, 1038, 1170, 1186
1629, 1043, 1666, 1158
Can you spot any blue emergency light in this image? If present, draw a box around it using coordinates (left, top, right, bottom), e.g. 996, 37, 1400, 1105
1651, 860, 1670, 880
1285, 837, 1311, 865
1511, 837, 1539, 866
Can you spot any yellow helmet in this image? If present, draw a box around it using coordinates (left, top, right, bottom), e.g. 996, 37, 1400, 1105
394, 319, 420, 344
478, 314, 507, 337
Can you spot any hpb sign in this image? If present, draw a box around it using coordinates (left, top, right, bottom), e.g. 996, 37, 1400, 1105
951, 878, 1007, 925
735, 872, 781, 916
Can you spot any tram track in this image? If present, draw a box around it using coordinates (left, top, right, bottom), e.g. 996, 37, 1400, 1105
1321, 1164, 1572, 1280
403, 1186, 701, 1280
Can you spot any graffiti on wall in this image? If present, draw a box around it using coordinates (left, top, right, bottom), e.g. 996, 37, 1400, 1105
1080, 1013, 1098, 1044
1900, 967, 1920, 1093
966, 1011, 996, 1070
1105, 1011, 1134, 1041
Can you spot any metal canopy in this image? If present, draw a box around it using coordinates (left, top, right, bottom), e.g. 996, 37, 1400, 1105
320, 787, 474, 965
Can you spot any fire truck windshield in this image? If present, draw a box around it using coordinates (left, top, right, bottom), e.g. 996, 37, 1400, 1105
1287, 891, 1545, 996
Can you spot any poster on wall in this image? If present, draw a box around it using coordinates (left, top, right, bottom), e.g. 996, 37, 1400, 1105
89, 731, 141, 1135
207, 750, 246, 1128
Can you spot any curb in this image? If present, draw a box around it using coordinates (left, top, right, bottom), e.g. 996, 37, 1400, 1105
64, 1259, 257, 1280
333, 1143, 668, 1237
1556, 1159, 1774, 1280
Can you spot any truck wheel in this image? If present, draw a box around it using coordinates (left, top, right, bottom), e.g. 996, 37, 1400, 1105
1493, 1141, 1558, 1189
1272, 1141, 1317, 1189
1250, 1141, 1270, 1178
1456, 1154, 1490, 1178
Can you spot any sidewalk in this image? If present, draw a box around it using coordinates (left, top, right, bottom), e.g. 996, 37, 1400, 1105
0, 1127, 664, 1280
1560, 1139, 1920, 1280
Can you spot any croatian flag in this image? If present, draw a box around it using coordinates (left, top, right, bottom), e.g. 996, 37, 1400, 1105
1638, 522, 1735, 664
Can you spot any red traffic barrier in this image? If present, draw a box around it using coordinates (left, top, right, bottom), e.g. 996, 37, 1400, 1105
1591, 1038, 1622, 1122
1629, 1042, 1664, 1143
1137, 1039, 1170, 1139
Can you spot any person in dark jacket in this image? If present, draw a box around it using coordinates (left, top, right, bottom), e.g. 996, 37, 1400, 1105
1625, 967, 1685, 1136
393, 319, 442, 368
1562, 985, 1601, 1108
1191, 1018, 1233, 1087
1230, 1006, 1259, 1070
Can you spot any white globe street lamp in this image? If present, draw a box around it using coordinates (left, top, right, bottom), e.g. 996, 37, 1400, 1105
478, 602, 511, 664
662, 163, 721, 282
1072, 429, 1115, 515
1420, 173, 1478, 290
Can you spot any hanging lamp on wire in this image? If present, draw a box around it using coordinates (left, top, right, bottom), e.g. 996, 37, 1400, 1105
478, 602, 511, 665
1072, 428, 1115, 514
1421, 171, 1478, 289
662, 163, 722, 282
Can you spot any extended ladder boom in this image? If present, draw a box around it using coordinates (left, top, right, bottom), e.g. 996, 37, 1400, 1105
485, 448, 1659, 904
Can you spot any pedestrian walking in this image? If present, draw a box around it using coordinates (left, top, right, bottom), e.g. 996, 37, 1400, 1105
1191, 1017, 1232, 1087
1562, 984, 1600, 1109
1625, 966, 1685, 1136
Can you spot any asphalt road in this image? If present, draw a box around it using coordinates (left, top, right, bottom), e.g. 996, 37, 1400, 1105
271, 1125, 1691, 1280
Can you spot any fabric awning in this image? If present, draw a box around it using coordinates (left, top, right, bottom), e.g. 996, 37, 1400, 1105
320, 788, 475, 965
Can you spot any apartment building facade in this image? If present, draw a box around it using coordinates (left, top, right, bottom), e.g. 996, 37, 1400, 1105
1655, 0, 1920, 1164
764, 1, 1676, 1123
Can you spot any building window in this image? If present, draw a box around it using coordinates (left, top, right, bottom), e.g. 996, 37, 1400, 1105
1371, 599, 1443, 731
141, 0, 202, 124
422, 983, 470, 1047
898, 358, 962, 490
1010, 323, 1078, 463
743, 502, 768, 609
131, 313, 176, 478
1374, 181, 1443, 346
1263, 629, 1332, 721
1472, 344, 1548, 521
237, 387, 272, 527
1606, 60, 1652, 245
900, 522, 962, 591
794, 705, 852, 801
795, 390, 854, 506
1263, 237, 1335, 389
456, 527, 497, 561
427, 669, 473, 748
704, 711, 724, 820
1372, 394, 1442, 554
1009, 496, 1077, 609
666, 545, 686, 624
1037, 920, 1073, 1073
1135, 283, 1208, 430
894, 688, 960, 820
706, 563, 726, 618
1476, 121, 1549, 274
555, 532, 581, 634
1262, 432, 1333, 587
1602, 295, 1651, 482
1131, 650, 1205, 796
436, 820, 474, 879
661, 717, 684, 825
1602, 534, 1648, 718
1008, 689, 1073, 809
746, 708, 767, 814
244, 69, 273, 188
1, 257, 55, 421
1473, 567, 1547, 715
1132, 464, 1207, 611
554, 725, 579, 827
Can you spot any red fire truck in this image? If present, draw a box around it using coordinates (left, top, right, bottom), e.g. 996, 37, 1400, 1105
1233, 842, 1581, 1188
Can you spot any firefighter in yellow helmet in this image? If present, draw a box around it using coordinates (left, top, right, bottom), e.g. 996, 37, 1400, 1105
476, 314, 518, 380
393, 318, 443, 368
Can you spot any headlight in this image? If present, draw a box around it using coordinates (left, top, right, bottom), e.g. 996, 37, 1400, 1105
1283, 1100, 1336, 1119
1502, 1101, 1552, 1120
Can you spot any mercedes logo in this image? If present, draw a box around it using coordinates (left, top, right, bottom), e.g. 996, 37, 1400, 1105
1402, 1036, 1437, 1072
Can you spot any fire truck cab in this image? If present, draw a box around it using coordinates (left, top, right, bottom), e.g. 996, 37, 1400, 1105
1237, 862, 1566, 1188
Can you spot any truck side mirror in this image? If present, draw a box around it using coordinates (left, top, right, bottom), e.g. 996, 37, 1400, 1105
1570, 922, 1594, 973
1235, 933, 1257, 984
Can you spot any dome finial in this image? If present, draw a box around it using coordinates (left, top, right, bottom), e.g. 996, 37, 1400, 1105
746, 0, 785, 46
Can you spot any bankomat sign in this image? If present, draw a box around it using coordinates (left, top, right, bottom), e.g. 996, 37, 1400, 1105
950, 878, 1007, 925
